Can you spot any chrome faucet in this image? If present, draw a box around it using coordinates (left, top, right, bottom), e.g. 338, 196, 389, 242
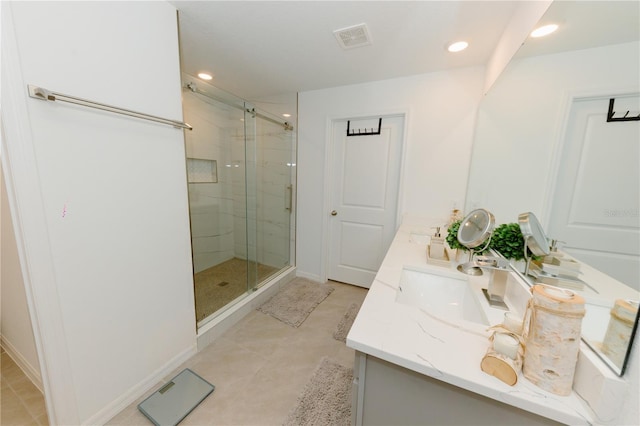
475, 256, 512, 310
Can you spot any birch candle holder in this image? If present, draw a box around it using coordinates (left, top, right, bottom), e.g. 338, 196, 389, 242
481, 331, 524, 386
602, 299, 639, 369
522, 284, 585, 396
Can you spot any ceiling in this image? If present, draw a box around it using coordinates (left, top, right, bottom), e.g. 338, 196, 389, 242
172, 1, 521, 102
171, 1, 640, 117
516, 1, 640, 58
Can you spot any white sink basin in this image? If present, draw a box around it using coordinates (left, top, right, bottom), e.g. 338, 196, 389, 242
396, 267, 489, 326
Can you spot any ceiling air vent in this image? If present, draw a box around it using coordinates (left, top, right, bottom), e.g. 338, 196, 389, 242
333, 23, 372, 49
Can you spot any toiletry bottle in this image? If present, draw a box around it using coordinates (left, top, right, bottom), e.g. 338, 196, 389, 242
543, 239, 565, 263
448, 209, 462, 227
430, 227, 446, 260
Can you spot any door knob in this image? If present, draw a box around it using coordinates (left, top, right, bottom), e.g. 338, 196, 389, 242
331, 210, 338, 216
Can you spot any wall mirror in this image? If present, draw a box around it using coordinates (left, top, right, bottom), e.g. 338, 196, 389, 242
466, 1, 640, 376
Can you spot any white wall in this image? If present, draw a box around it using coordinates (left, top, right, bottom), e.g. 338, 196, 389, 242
466, 41, 640, 225
1, 2, 196, 424
297, 67, 485, 281
1, 163, 42, 390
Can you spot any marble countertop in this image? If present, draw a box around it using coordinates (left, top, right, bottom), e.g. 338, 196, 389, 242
346, 220, 598, 425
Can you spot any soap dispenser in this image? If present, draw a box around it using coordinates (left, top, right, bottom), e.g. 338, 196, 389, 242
543, 239, 581, 276
549, 239, 564, 253
428, 227, 447, 261
543, 239, 565, 263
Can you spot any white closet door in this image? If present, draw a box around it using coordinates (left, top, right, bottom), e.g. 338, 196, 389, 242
328, 116, 403, 288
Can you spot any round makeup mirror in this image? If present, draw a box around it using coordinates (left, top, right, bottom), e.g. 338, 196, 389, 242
518, 211, 550, 274
456, 208, 496, 275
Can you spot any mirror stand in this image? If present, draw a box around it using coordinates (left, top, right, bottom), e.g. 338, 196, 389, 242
457, 236, 493, 276
456, 208, 495, 276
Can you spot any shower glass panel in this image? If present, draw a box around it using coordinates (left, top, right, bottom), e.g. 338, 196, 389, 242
252, 110, 294, 290
182, 77, 294, 327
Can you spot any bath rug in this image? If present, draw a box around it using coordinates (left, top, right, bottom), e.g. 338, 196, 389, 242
333, 303, 360, 343
283, 357, 353, 426
257, 278, 334, 327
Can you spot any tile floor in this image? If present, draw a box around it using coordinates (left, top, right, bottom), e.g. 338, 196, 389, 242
1, 348, 49, 426
107, 280, 368, 425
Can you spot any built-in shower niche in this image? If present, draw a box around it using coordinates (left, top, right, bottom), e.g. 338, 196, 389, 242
186, 158, 217, 183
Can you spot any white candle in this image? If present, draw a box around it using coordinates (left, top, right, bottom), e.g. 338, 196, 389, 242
503, 312, 523, 334
494, 332, 520, 360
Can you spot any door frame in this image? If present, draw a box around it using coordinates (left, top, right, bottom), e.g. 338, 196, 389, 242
541, 87, 640, 227
320, 110, 410, 284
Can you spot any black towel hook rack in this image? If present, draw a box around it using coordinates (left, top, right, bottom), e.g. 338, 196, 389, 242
606, 98, 640, 122
347, 118, 382, 136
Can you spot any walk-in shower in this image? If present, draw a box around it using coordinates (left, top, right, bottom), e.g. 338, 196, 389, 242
182, 76, 296, 328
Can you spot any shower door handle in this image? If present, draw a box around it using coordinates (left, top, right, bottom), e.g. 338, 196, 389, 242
285, 185, 292, 211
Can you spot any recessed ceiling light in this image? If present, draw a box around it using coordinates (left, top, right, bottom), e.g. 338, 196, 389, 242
447, 41, 468, 53
197, 72, 213, 80
282, 113, 291, 118
530, 24, 558, 38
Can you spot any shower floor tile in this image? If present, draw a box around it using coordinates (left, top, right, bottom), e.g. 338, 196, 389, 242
194, 258, 279, 322
107, 280, 368, 426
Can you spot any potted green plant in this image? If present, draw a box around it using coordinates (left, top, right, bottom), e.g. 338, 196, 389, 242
489, 223, 527, 261
445, 220, 467, 252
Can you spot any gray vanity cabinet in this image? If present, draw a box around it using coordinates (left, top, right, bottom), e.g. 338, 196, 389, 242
351, 352, 561, 426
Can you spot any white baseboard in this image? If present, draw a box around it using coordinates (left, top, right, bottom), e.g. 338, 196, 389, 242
295, 270, 321, 282
0, 335, 43, 393
84, 343, 197, 426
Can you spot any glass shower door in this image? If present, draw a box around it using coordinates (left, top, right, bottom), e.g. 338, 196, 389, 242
182, 77, 295, 327
253, 111, 294, 290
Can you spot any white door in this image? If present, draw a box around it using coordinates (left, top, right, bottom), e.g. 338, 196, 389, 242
328, 115, 404, 288
548, 94, 639, 288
